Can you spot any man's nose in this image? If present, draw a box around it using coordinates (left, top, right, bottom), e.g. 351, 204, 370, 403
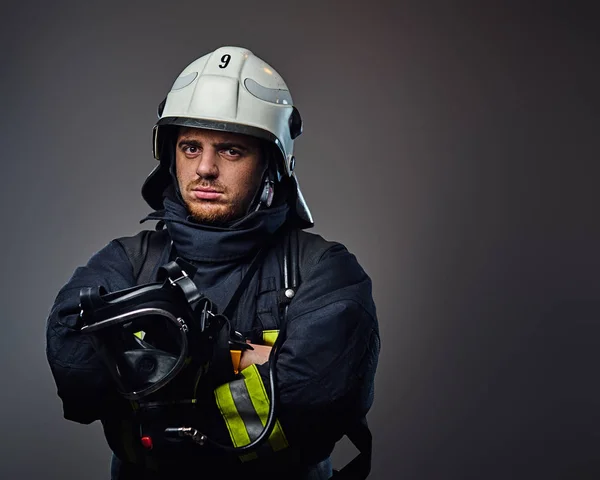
195, 149, 219, 178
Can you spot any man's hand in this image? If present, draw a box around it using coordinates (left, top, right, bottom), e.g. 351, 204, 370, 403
239, 342, 272, 371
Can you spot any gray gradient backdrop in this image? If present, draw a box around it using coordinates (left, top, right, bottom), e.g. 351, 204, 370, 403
1, 1, 599, 479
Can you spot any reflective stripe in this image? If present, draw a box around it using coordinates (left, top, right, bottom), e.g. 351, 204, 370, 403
229, 377, 266, 441
214, 380, 252, 448
262, 330, 279, 346
241, 366, 288, 452
214, 364, 289, 461
228, 378, 262, 463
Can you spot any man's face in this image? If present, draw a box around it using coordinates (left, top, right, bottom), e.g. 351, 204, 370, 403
175, 127, 264, 225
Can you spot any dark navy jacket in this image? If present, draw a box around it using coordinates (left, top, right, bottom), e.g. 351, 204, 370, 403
46, 196, 380, 477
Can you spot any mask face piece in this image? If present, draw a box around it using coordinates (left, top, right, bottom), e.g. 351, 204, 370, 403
78, 261, 214, 401
83, 305, 191, 399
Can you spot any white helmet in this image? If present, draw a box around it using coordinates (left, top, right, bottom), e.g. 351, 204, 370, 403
141, 46, 313, 227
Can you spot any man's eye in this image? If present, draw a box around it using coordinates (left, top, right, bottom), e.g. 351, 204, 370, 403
224, 149, 241, 157
184, 146, 199, 154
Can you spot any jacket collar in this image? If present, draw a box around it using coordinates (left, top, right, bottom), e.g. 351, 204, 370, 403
141, 193, 289, 264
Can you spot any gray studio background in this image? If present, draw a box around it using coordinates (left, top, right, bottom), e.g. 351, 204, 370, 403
1, 2, 599, 479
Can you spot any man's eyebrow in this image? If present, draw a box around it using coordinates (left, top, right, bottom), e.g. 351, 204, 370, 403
177, 138, 253, 151
177, 138, 201, 148
213, 142, 251, 151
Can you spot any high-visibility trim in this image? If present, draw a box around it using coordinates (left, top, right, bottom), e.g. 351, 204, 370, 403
214, 381, 252, 448
239, 452, 258, 462
133, 330, 145, 340
214, 364, 288, 461
241, 365, 288, 452
262, 330, 279, 346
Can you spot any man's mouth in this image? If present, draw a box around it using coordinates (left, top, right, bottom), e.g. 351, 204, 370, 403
191, 187, 223, 200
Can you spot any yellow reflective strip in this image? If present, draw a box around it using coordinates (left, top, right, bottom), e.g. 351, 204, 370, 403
133, 331, 145, 340
240, 452, 258, 462
268, 419, 288, 452
262, 330, 279, 347
241, 365, 289, 451
214, 382, 252, 448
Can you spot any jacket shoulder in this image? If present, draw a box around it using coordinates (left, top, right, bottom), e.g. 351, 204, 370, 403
295, 229, 361, 280
113, 229, 171, 284
296, 229, 343, 257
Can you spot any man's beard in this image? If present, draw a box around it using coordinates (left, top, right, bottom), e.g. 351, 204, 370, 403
185, 199, 245, 226
183, 180, 253, 226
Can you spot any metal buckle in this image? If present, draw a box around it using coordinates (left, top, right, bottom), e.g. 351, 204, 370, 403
168, 269, 189, 286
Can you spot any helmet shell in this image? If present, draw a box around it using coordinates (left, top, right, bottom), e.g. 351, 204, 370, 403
142, 46, 312, 226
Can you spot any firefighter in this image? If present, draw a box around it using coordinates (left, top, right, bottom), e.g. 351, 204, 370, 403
46, 46, 380, 479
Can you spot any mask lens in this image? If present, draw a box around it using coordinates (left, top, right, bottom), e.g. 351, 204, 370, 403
89, 308, 188, 399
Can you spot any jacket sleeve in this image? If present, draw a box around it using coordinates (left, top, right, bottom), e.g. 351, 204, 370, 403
214, 241, 380, 462
45, 241, 136, 424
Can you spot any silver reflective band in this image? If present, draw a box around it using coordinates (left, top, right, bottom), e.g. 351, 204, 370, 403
171, 72, 198, 90
228, 378, 266, 441
214, 364, 289, 460
244, 78, 293, 105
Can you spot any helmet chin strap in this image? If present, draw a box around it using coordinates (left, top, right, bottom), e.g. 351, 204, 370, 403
257, 173, 275, 211
242, 142, 277, 216
249, 167, 275, 214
